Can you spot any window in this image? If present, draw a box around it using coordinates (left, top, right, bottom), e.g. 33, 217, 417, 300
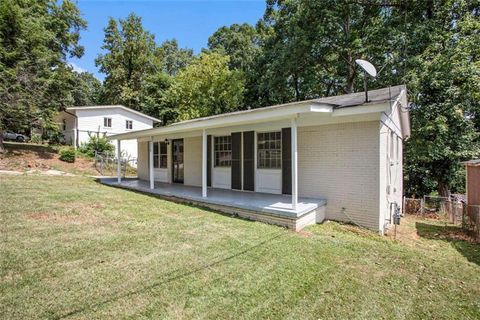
104, 117, 112, 128
153, 142, 168, 169
257, 132, 281, 169
126, 120, 133, 130
62, 119, 66, 131
214, 136, 232, 167
159, 142, 167, 168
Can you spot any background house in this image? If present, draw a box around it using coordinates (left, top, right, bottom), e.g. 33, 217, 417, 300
56, 105, 160, 159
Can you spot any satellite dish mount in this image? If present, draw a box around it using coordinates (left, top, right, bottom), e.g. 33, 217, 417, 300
355, 59, 377, 103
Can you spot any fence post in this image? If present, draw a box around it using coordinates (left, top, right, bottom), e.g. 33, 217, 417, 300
421, 196, 425, 218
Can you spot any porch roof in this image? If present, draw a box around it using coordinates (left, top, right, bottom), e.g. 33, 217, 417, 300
108, 85, 407, 141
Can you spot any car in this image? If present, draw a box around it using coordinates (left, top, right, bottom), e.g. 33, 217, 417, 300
2, 131, 29, 142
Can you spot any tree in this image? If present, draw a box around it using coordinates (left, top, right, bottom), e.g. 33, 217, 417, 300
166, 52, 245, 121
208, 23, 261, 71
259, 0, 393, 105
0, 0, 86, 151
207, 22, 268, 108
95, 13, 157, 110
69, 70, 102, 106
156, 39, 193, 76
404, 1, 480, 197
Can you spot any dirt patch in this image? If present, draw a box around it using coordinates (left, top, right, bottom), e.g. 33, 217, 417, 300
0, 146, 98, 175
297, 230, 313, 238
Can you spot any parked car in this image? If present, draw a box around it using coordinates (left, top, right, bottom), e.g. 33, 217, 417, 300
2, 131, 29, 142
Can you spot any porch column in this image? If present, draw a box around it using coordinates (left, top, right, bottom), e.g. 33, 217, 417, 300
149, 139, 154, 189
202, 129, 207, 197
291, 118, 298, 209
117, 139, 121, 183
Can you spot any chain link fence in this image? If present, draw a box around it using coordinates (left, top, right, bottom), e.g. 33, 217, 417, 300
94, 151, 137, 178
403, 195, 480, 241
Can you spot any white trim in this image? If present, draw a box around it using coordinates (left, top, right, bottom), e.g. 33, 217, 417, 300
202, 129, 207, 197
67, 105, 161, 123
117, 140, 121, 183
149, 140, 154, 189
291, 118, 298, 209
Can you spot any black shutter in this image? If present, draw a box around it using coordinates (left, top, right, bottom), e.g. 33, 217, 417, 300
231, 132, 242, 190
282, 128, 291, 195
243, 131, 255, 191
207, 135, 212, 187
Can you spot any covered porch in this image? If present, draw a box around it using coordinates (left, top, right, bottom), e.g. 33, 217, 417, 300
100, 178, 326, 230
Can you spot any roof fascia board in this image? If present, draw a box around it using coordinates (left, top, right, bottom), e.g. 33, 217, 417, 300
67, 105, 161, 123
332, 102, 389, 117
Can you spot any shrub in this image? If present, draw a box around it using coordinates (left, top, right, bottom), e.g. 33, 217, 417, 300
78, 133, 115, 158
59, 146, 76, 163
30, 133, 42, 144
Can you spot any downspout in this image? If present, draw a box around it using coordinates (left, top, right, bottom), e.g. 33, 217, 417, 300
64, 110, 78, 148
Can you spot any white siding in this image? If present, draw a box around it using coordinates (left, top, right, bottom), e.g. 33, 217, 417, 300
298, 121, 381, 231
137, 141, 149, 180
255, 169, 282, 194
184, 137, 202, 187
212, 167, 231, 189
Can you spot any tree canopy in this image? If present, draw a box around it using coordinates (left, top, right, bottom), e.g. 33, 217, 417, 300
166, 52, 245, 121
0, 0, 86, 149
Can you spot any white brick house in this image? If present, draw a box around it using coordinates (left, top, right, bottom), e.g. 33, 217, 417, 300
56, 105, 160, 159
103, 86, 410, 234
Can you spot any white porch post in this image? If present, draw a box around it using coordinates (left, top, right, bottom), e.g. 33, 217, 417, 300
291, 118, 298, 210
149, 139, 154, 189
202, 129, 207, 198
117, 139, 121, 183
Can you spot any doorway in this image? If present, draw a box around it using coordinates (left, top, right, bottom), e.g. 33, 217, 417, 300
172, 139, 184, 183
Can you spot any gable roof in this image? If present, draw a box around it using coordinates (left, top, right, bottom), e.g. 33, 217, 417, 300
107, 85, 408, 141
66, 105, 161, 123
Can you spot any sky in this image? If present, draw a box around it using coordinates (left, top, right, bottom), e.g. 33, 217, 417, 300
68, 0, 266, 80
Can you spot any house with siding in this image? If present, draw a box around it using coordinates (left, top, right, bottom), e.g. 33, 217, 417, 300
56, 105, 160, 159
102, 85, 410, 234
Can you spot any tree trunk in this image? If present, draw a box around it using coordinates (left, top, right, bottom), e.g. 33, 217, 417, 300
437, 182, 451, 198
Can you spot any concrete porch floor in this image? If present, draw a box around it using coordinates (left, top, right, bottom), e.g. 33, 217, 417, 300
100, 178, 326, 220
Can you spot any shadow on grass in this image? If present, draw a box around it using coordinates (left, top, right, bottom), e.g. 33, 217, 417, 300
55, 231, 285, 319
415, 222, 480, 266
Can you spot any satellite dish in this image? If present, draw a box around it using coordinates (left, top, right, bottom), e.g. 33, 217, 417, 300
355, 59, 377, 77
355, 59, 377, 103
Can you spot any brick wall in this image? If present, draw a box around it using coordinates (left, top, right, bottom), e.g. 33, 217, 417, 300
298, 121, 381, 231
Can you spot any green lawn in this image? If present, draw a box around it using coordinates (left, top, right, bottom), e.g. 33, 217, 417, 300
1, 175, 479, 319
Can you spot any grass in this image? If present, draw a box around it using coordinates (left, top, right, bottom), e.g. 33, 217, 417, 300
1, 175, 479, 319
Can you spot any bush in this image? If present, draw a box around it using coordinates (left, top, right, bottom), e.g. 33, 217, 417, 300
59, 146, 76, 163
78, 133, 115, 158
30, 133, 42, 144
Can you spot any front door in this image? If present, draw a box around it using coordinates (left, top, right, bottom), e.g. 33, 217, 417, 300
172, 139, 184, 183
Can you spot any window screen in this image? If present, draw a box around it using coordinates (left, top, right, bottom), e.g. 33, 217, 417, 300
153, 142, 168, 169
257, 132, 281, 169
214, 136, 232, 167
